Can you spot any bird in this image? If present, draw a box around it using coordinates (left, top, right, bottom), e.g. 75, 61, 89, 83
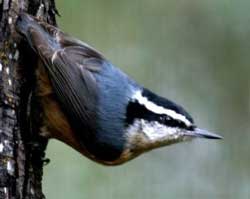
16, 13, 222, 166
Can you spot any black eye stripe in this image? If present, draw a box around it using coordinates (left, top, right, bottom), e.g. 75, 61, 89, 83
126, 101, 193, 130
159, 115, 187, 129
159, 116, 171, 122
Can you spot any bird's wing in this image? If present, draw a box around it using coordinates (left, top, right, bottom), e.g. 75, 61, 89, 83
41, 46, 105, 145
19, 14, 106, 141
43, 45, 102, 132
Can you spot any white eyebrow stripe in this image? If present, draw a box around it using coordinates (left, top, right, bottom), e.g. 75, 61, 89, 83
132, 90, 192, 126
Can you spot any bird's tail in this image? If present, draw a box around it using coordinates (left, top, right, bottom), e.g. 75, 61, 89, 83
16, 13, 35, 36
16, 13, 59, 57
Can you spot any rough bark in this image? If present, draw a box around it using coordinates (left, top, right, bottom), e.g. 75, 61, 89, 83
0, 0, 57, 198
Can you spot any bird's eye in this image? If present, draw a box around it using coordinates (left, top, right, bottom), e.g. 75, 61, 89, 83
160, 116, 171, 122
165, 116, 171, 121
159, 115, 189, 129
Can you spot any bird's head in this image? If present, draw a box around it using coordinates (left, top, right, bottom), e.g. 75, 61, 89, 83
106, 88, 222, 165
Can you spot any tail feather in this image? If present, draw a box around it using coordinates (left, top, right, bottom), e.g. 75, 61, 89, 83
16, 13, 104, 64
16, 13, 33, 35
16, 13, 58, 56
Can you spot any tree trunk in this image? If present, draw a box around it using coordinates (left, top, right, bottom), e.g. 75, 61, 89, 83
0, 0, 57, 198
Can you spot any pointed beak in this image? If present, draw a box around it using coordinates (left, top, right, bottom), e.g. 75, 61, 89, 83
184, 128, 223, 139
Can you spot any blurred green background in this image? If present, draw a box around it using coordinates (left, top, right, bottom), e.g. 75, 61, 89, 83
43, 0, 250, 198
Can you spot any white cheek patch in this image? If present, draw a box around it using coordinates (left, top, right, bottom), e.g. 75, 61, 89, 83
125, 119, 181, 143
140, 120, 179, 141
132, 90, 192, 127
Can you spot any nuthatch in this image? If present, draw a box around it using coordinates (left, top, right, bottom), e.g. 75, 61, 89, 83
16, 14, 222, 166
